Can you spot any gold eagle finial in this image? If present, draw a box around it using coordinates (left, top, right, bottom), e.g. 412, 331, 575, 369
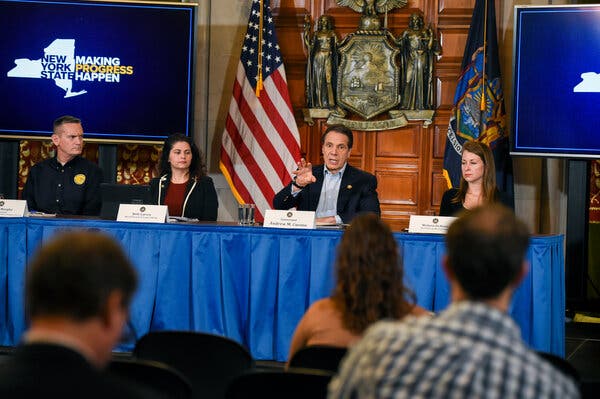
336, 0, 408, 16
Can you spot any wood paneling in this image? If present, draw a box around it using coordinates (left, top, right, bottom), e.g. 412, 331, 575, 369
436, 74, 459, 109
439, 0, 475, 12
274, 0, 472, 230
377, 169, 419, 205
432, 124, 447, 159
438, 29, 469, 63
376, 127, 420, 158
431, 171, 449, 207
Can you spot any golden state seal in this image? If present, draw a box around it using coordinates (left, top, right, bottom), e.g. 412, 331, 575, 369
73, 174, 86, 185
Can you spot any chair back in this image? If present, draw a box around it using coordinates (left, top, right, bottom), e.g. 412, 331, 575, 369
133, 331, 254, 399
288, 345, 347, 373
108, 358, 192, 399
226, 369, 333, 399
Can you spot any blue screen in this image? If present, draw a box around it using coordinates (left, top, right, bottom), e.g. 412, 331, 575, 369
512, 5, 600, 158
0, 0, 196, 142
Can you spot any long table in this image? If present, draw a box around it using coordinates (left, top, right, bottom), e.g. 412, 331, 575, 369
0, 217, 565, 361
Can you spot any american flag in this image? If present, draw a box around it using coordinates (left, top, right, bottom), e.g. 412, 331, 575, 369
220, 0, 301, 221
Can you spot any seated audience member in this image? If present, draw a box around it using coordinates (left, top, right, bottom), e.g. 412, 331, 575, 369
22, 115, 103, 215
439, 140, 511, 216
0, 231, 158, 398
329, 205, 580, 399
150, 133, 218, 220
273, 124, 380, 224
287, 213, 427, 366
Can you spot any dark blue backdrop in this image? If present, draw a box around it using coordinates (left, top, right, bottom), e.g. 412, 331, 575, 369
513, 6, 600, 157
0, 0, 196, 142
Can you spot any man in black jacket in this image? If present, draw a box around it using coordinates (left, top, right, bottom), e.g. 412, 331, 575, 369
22, 115, 102, 215
273, 124, 380, 224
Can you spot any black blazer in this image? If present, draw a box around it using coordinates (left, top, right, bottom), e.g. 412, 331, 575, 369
272, 164, 380, 224
150, 174, 218, 221
439, 187, 513, 216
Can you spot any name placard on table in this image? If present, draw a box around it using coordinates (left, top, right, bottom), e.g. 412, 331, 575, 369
408, 215, 456, 234
0, 199, 28, 217
263, 209, 316, 229
117, 204, 168, 223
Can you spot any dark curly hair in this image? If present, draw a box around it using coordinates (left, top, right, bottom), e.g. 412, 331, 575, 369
158, 133, 206, 178
331, 213, 415, 334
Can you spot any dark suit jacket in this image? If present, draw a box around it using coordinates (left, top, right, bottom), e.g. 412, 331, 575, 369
272, 164, 380, 223
439, 188, 514, 216
150, 174, 218, 221
0, 343, 159, 398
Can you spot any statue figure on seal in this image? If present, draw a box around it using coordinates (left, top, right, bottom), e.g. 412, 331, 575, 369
304, 15, 339, 109
398, 12, 439, 110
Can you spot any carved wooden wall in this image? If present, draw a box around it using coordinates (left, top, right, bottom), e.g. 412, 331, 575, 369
272, 0, 476, 230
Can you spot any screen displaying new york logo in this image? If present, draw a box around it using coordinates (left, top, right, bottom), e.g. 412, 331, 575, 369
6, 38, 134, 98
7, 39, 86, 98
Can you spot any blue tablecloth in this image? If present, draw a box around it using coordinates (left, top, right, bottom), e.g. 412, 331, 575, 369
0, 217, 565, 361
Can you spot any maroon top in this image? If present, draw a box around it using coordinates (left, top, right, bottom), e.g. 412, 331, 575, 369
163, 181, 187, 217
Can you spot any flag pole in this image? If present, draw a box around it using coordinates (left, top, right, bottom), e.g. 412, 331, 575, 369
256, 0, 264, 96
480, 0, 488, 134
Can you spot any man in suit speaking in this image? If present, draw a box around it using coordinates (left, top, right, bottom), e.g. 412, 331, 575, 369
273, 124, 380, 224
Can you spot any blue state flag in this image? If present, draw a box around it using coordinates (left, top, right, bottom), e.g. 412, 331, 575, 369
443, 0, 513, 202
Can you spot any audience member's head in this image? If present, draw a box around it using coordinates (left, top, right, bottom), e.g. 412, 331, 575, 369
445, 204, 529, 300
332, 213, 415, 333
26, 230, 137, 367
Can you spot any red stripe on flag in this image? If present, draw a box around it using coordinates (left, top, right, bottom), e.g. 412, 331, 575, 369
233, 78, 288, 187
224, 104, 276, 204
270, 70, 301, 156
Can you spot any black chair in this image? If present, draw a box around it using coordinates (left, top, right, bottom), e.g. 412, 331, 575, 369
225, 369, 333, 399
108, 358, 193, 399
581, 380, 600, 399
0, 346, 14, 366
133, 331, 254, 399
288, 345, 347, 373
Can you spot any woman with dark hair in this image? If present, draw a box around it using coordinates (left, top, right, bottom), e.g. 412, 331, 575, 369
286, 214, 427, 363
439, 141, 511, 216
149, 134, 218, 220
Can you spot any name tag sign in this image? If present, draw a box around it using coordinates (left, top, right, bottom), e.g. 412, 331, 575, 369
0, 199, 28, 217
408, 215, 456, 234
117, 204, 168, 223
263, 209, 316, 229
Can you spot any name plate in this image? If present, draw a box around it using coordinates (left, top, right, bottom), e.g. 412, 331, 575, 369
117, 204, 168, 223
0, 199, 28, 217
263, 209, 316, 229
408, 215, 456, 234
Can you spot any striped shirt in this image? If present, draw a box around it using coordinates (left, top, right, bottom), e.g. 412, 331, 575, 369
328, 301, 580, 399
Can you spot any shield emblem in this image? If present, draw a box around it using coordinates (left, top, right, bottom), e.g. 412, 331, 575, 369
337, 32, 400, 119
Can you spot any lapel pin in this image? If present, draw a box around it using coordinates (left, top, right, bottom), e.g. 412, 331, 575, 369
347, 185, 352, 189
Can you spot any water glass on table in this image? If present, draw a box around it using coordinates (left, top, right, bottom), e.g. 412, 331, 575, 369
238, 203, 255, 225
